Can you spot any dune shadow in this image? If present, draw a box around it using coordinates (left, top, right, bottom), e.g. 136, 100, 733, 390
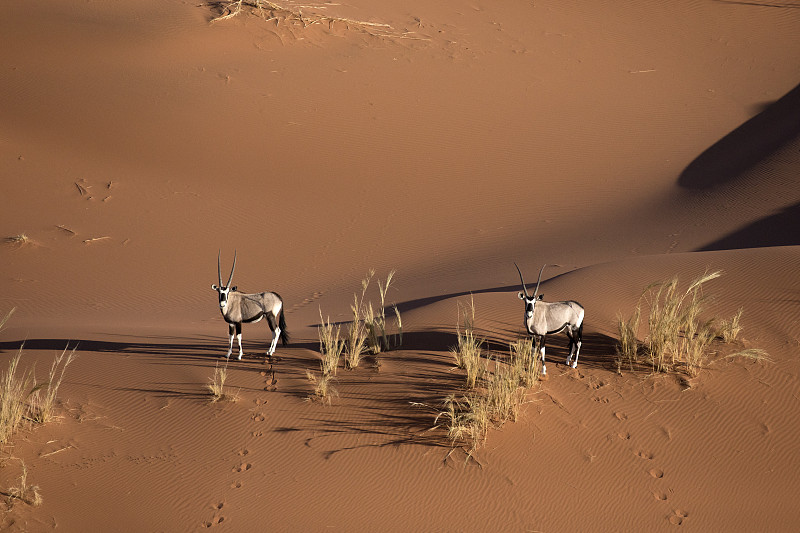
698, 201, 800, 251
678, 83, 800, 190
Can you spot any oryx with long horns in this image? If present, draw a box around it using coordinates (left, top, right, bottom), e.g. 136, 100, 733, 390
212, 251, 289, 360
515, 263, 584, 375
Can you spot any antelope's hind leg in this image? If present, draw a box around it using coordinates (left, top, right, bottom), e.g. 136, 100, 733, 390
537, 336, 547, 376
266, 314, 280, 356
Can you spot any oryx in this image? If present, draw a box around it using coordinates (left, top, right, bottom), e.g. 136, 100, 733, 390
515, 263, 584, 375
212, 251, 289, 360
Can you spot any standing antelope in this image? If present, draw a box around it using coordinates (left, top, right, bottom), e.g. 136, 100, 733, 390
515, 263, 584, 375
212, 251, 289, 360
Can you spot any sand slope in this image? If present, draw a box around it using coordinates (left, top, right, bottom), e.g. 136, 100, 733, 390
2, 0, 800, 530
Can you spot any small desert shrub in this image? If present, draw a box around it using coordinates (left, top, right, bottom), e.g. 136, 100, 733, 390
345, 293, 369, 370
0, 351, 34, 445
450, 296, 485, 388
616, 271, 765, 377
207, 361, 238, 402
486, 358, 526, 424
306, 370, 338, 405
2, 458, 42, 508
29, 346, 76, 424
318, 310, 344, 376
344, 270, 402, 367
435, 393, 489, 456
718, 307, 744, 343
509, 338, 541, 388
725, 348, 771, 363
4, 234, 33, 247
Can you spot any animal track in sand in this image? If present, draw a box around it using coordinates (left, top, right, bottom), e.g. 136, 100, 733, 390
669, 509, 689, 526
637, 450, 654, 460
652, 490, 668, 501
251, 430, 263, 437
614, 411, 628, 421
231, 481, 242, 489
592, 396, 610, 404
649, 468, 665, 479
203, 502, 225, 528
617, 431, 631, 440
233, 463, 252, 473
251, 413, 265, 422
238, 449, 249, 457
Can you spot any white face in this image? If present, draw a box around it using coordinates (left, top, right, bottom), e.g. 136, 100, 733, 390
211, 284, 235, 309
518, 292, 541, 319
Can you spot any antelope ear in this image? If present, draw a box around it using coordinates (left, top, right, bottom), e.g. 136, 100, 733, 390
231, 286, 237, 292
538, 294, 544, 301
518, 291, 525, 300
211, 284, 218, 290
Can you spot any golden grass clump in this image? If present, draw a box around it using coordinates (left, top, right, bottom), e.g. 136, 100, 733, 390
207, 361, 239, 403
210, 0, 397, 38
4, 234, 34, 248
0, 350, 34, 445
718, 307, 744, 343
306, 370, 338, 405
318, 310, 344, 377
29, 346, 76, 424
509, 338, 541, 388
345, 270, 402, 368
616, 271, 767, 377
2, 458, 42, 508
450, 296, 485, 389
485, 357, 527, 424
435, 393, 489, 458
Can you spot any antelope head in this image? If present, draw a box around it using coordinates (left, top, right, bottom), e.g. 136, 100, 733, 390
211, 250, 237, 309
516, 263, 545, 318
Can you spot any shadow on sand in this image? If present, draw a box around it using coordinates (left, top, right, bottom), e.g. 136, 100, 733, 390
678, 83, 800, 190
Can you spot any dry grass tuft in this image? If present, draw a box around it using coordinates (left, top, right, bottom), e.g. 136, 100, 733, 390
4, 234, 34, 248
344, 270, 402, 368
725, 348, 771, 363
318, 309, 344, 377
2, 458, 42, 508
434, 393, 489, 458
207, 361, 239, 403
306, 370, 338, 405
616, 271, 766, 378
509, 338, 541, 388
210, 0, 399, 38
0, 350, 34, 445
29, 346, 77, 424
718, 307, 744, 343
450, 296, 485, 388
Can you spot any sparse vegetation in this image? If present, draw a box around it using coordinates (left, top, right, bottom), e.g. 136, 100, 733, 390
509, 338, 541, 388
4, 234, 33, 247
616, 271, 767, 377
450, 296, 485, 388
718, 307, 744, 343
207, 361, 238, 403
2, 458, 42, 508
210, 0, 396, 38
29, 346, 76, 424
343, 270, 402, 369
306, 370, 338, 405
0, 350, 35, 445
318, 309, 344, 377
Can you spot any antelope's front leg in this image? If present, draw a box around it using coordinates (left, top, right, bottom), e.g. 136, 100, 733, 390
226, 324, 235, 359
538, 336, 547, 376
235, 323, 244, 360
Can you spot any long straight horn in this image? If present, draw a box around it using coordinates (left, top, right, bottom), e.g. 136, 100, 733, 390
514, 262, 530, 298
226, 250, 237, 287
533, 264, 546, 298
217, 250, 222, 286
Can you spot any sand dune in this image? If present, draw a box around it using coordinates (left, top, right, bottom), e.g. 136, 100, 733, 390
2, 0, 800, 530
